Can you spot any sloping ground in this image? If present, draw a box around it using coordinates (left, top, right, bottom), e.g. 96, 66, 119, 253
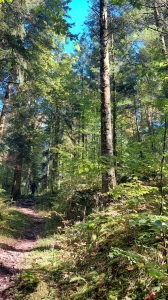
8, 182, 168, 300
1, 182, 168, 299
0, 198, 44, 300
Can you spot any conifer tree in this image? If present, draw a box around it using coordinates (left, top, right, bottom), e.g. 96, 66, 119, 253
100, 0, 116, 192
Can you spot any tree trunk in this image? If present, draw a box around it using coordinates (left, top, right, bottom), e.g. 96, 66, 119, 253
46, 147, 51, 192
11, 152, 23, 200
25, 166, 31, 194
100, 0, 116, 192
153, 1, 168, 59
153, 0, 168, 264
153, 0, 168, 197
51, 107, 61, 192
0, 83, 11, 140
111, 33, 117, 173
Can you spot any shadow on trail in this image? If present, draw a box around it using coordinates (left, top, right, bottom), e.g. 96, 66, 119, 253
0, 262, 19, 275
0, 196, 45, 299
0, 243, 33, 253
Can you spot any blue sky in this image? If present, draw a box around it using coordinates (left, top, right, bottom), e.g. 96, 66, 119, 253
65, 0, 90, 53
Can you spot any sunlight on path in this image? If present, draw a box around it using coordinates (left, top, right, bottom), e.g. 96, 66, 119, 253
0, 201, 44, 299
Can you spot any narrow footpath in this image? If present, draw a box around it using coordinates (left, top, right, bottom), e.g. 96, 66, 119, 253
0, 198, 44, 300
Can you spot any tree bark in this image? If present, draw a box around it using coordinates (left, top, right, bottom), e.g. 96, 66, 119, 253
100, 0, 116, 192
51, 107, 61, 192
153, 0, 168, 264
111, 33, 117, 172
153, 0, 168, 59
153, 0, 168, 197
11, 152, 23, 200
0, 83, 11, 140
25, 166, 31, 194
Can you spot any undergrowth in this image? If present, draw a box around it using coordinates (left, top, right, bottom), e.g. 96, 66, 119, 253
2, 180, 168, 299
0, 195, 31, 239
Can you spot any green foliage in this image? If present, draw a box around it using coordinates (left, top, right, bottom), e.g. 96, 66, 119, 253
0, 188, 6, 195
66, 189, 97, 223
0, 0, 13, 3
0, 210, 31, 238
108, 178, 158, 201
1, 0, 168, 297
0, 196, 31, 238
110, 0, 142, 8
4, 179, 165, 299
15, 270, 40, 298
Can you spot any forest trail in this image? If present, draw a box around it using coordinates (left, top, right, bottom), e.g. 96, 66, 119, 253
0, 198, 44, 300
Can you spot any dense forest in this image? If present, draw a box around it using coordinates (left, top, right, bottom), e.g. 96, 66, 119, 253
0, 0, 168, 299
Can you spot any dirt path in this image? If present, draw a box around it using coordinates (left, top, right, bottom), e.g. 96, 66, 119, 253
0, 198, 44, 300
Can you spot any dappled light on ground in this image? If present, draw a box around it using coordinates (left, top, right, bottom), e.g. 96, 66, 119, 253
0, 197, 44, 299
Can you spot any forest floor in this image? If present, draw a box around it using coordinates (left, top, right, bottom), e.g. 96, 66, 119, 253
1, 185, 168, 299
0, 197, 44, 300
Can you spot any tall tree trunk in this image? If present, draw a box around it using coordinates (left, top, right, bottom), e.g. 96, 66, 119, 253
25, 166, 31, 194
134, 99, 143, 158
0, 83, 11, 140
153, 1, 168, 59
153, 0, 168, 197
51, 108, 61, 192
46, 146, 51, 192
11, 152, 23, 200
100, 0, 116, 192
153, 0, 168, 264
111, 33, 117, 173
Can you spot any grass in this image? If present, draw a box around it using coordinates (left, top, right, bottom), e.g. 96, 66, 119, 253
0, 195, 31, 239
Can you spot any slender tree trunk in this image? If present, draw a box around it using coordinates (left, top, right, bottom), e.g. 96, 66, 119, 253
46, 146, 51, 192
0, 83, 11, 140
25, 166, 31, 194
133, 99, 143, 158
11, 152, 23, 200
153, 0, 168, 264
111, 33, 117, 172
51, 108, 61, 192
100, 0, 116, 192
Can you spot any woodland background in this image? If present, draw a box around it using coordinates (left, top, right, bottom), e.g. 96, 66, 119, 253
0, 0, 168, 299
0, 0, 167, 197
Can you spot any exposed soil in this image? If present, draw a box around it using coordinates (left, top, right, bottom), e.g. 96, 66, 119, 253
0, 198, 44, 300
